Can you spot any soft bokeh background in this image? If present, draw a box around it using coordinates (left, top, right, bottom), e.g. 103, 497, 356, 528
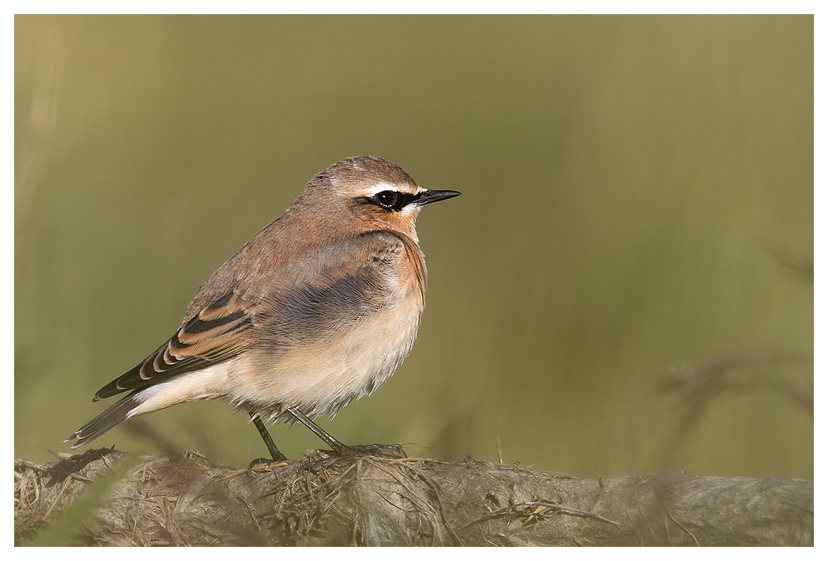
15, 15, 813, 478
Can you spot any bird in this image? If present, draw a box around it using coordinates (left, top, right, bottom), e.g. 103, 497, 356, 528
64, 155, 460, 461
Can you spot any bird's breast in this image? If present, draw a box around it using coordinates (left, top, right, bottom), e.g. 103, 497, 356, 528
231, 287, 424, 419
228, 238, 427, 419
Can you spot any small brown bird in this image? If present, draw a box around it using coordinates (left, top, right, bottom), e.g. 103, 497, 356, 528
65, 156, 460, 460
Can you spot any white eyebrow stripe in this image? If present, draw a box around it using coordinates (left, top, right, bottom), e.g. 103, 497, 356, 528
365, 182, 397, 196
360, 182, 419, 197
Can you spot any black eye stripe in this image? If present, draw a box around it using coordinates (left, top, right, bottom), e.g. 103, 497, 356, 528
358, 191, 420, 212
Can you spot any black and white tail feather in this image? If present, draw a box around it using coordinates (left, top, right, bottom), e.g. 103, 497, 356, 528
65, 393, 144, 449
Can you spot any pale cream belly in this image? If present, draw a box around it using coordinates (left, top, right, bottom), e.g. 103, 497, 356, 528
229, 298, 423, 419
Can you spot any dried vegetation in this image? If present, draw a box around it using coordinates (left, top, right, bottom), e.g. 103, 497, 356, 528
15, 447, 812, 546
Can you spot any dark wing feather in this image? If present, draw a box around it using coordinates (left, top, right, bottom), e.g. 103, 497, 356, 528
93, 290, 256, 400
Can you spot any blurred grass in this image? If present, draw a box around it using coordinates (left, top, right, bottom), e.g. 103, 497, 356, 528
15, 15, 812, 478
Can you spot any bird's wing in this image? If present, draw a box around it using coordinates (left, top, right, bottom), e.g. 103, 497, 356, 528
92, 230, 419, 401
263, 230, 415, 344
93, 290, 257, 400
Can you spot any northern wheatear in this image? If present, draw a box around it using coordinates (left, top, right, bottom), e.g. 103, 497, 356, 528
65, 156, 460, 460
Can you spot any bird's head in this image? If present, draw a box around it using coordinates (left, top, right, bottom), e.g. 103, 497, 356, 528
299, 155, 460, 240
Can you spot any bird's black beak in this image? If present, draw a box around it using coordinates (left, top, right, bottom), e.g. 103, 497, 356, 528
416, 189, 462, 206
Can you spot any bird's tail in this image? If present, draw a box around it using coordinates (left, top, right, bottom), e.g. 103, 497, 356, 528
64, 393, 143, 450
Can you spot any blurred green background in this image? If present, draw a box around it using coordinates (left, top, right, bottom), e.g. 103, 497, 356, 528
15, 15, 812, 478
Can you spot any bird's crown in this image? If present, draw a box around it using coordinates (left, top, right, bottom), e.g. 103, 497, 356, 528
314, 155, 420, 199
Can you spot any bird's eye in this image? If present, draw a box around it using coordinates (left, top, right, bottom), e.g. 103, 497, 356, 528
375, 191, 399, 209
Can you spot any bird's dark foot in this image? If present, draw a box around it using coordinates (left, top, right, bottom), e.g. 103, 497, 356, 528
298, 444, 407, 473
327, 443, 407, 458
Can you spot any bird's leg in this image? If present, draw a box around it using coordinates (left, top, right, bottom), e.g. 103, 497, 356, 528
250, 412, 287, 461
286, 406, 406, 458
286, 406, 348, 452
